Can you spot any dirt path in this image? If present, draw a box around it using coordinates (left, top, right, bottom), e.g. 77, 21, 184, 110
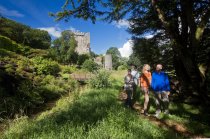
132, 103, 205, 138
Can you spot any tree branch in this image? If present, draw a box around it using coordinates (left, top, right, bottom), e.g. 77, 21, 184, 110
196, 7, 210, 41
151, 0, 180, 43
151, 0, 170, 29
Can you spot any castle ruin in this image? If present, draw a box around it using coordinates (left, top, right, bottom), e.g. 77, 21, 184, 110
72, 31, 90, 55
104, 54, 112, 70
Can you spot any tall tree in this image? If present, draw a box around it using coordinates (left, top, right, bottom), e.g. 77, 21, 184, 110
51, 31, 78, 64
52, 0, 210, 103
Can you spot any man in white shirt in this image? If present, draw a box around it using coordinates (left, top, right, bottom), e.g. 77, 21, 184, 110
131, 65, 140, 101
131, 65, 140, 86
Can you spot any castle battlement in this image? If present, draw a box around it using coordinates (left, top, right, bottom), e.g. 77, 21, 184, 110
67, 30, 90, 55
73, 32, 89, 36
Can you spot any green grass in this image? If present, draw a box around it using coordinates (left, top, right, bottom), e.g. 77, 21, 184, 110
2, 89, 179, 139
137, 88, 210, 137
110, 70, 126, 90
2, 70, 209, 138
112, 70, 210, 137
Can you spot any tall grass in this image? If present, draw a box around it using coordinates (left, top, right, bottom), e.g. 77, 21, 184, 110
7, 70, 210, 138
2, 87, 180, 139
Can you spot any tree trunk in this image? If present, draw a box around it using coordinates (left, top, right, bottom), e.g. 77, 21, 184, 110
173, 54, 190, 95
173, 42, 210, 104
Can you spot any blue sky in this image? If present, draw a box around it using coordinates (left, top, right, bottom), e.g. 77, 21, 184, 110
0, 0, 134, 56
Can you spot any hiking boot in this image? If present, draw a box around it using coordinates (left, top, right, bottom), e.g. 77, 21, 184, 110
144, 112, 150, 116
154, 113, 160, 118
154, 110, 161, 118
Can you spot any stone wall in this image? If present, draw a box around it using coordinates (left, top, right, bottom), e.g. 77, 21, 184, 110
94, 56, 103, 66
104, 54, 112, 70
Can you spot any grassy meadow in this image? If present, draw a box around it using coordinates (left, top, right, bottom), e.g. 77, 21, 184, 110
1, 70, 210, 138
1, 70, 180, 139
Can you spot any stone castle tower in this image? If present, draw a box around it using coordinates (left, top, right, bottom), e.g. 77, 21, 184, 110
71, 31, 90, 55
104, 54, 112, 70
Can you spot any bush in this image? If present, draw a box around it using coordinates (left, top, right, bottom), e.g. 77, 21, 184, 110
31, 57, 60, 75
89, 70, 112, 89
17, 57, 34, 73
117, 65, 128, 70
40, 75, 78, 101
82, 59, 99, 72
60, 65, 77, 74
77, 54, 90, 66
0, 49, 12, 57
0, 78, 44, 117
0, 35, 30, 54
27, 49, 48, 58
17, 80, 43, 104
4, 63, 15, 74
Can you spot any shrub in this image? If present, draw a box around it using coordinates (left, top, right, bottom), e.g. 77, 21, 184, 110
4, 63, 15, 74
0, 49, 13, 57
82, 59, 99, 72
0, 35, 30, 54
77, 54, 90, 66
17, 80, 43, 105
31, 57, 60, 75
17, 57, 34, 73
89, 70, 112, 89
0, 79, 44, 117
60, 65, 77, 74
40, 75, 78, 101
117, 65, 128, 70
27, 49, 48, 58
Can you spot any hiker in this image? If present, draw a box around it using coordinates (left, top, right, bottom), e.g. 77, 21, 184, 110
139, 64, 152, 116
124, 69, 134, 108
151, 64, 170, 118
131, 65, 140, 100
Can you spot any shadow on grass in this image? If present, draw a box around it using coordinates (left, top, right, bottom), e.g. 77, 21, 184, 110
165, 103, 210, 137
134, 91, 210, 137
36, 90, 117, 129
145, 94, 210, 137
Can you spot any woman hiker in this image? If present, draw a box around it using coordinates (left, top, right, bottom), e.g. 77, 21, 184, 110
139, 64, 152, 116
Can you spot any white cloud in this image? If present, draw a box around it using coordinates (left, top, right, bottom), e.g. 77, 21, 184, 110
38, 27, 62, 38
144, 30, 163, 39
118, 40, 134, 58
68, 27, 79, 32
144, 34, 154, 39
113, 19, 130, 28
0, 5, 24, 17
38, 26, 80, 38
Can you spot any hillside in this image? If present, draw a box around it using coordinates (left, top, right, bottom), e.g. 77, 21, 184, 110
0, 17, 51, 49
0, 35, 78, 118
